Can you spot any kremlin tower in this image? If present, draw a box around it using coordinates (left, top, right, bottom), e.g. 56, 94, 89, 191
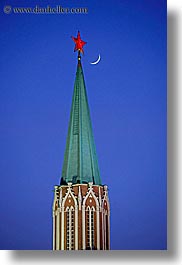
52, 32, 110, 250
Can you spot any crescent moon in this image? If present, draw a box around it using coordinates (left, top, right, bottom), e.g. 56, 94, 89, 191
90, 54, 101, 65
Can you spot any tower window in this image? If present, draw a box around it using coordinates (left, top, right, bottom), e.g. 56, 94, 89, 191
103, 209, 109, 250
72, 176, 77, 183
66, 207, 75, 250
86, 207, 95, 250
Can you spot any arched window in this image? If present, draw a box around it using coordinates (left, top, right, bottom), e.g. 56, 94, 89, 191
86, 206, 95, 249
66, 209, 69, 250
105, 211, 109, 250
103, 208, 108, 250
66, 206, 74, 250
86, 206, 90, 249
91, 209, 94, 248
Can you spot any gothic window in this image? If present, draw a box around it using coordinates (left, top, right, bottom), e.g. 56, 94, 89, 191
91, 210, 94, 248
71, 210, 74, 250
86, 206, 95, 250
103, 209, 108, 250
106, 211, 109, 250
86, 207, 90, 249
66, 206, 74, 250
66, 210, 69, 250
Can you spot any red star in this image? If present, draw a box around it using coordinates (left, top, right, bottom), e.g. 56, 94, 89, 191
71, 31, 87, 54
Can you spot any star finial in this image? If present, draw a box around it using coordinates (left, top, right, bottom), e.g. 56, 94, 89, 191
71, 31, 87, 54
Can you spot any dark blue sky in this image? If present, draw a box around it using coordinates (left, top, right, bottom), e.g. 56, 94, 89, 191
0, 0, 167, 249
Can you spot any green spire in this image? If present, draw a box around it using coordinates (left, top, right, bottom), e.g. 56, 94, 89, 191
60, 58, 101, 186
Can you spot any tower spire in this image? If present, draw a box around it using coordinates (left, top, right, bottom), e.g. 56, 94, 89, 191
61, 32, 101, 185
52, 32, 110, 250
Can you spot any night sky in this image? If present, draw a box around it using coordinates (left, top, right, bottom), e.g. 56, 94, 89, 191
0, 0, 167, 249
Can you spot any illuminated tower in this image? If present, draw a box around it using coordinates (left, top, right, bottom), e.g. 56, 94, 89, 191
52, 32, 110, 250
